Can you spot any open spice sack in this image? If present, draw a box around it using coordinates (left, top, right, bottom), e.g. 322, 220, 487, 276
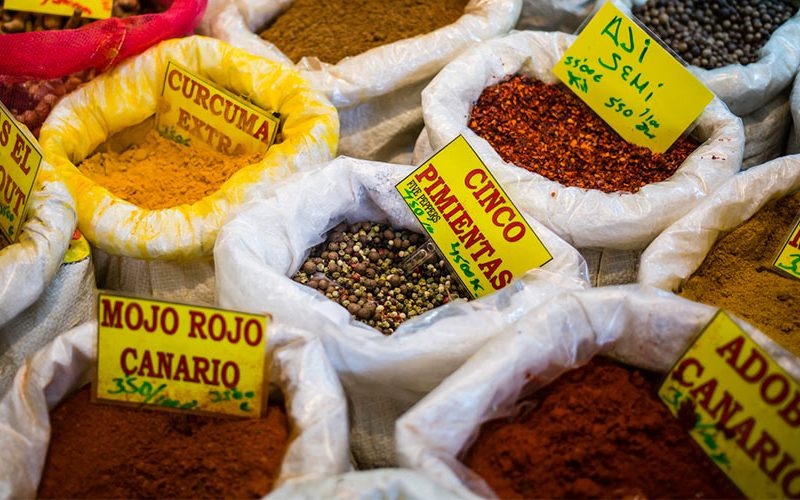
639, 155, 800, 357
0, 319, 349, 498
414, 30, 743, 252
205, 0, 521, 162
215, 155, 589, 468
0, 0, 206, 138
396, 285, 800, 499
39, 35, 339, 304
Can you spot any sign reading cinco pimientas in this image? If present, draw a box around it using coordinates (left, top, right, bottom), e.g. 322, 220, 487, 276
553, 2, 713, 153
0, 101, 42, 243
95, 293, 270, 418
395, 135, 552, 299
772, 215, 800, 281
156, 61, 280, 155
5, 0, 111, 19
659, 311, 800, 498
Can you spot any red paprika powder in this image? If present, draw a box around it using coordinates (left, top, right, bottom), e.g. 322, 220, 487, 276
468, 75, 700, 193
38, 386, 289, 499
462, 357, 743, 499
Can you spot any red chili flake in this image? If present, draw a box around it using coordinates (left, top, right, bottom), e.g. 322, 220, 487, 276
468, 75, 701, 194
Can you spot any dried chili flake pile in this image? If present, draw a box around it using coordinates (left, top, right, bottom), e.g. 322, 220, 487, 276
468, 75, 701, 193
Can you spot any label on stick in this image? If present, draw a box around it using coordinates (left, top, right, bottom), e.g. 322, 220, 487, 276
659, 311, 800, 499
95, 293, 270, 418
0, 101, 43, 243
553, 1, 713, 153
395, 135, 552, 299
772, 214, 800, 281
155, 61, 280, 155
5, 0, 112, 19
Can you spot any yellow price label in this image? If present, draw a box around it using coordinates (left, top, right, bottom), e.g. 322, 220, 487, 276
155, 61, 280, 155
95, 293, 270, 418
395, 135, 552, 299
772, 215, 800, 281
4, 0, 112, 19
0, 101, 42, 244
553, 2, 714, 153
659, 311, 800, 499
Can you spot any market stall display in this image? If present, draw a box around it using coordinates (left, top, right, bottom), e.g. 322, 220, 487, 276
206, 0, 521, 162
414, 30, 744, 251
397, 285, 800, 498
39, 35, 338, 304
640, 155, 800, 357
0, 321, 349, 498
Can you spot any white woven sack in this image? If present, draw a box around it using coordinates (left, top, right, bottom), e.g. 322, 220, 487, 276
0, 320, 349, 498
414, 30, 744, 251
396, 285, 800, 498
639, 155, 800, 292
268, 470, 465, 500
207, 0, 522, 161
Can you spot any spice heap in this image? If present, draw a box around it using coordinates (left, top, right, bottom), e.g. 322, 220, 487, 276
258, 0, 469, 64
468, 76, 700, 193
292, 221, 467, 335
463, 357, 743, 499
79, 130, 262, 210
38, 386, 289, 498
680, 192, 800, 356
633, 0, 797, 69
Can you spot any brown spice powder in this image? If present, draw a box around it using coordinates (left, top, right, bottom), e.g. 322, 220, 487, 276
463, 358, 743, 499
258, 0, 469, 64
468, 75, 701, 193
79, 131, 262, 210
680, 192, 800, 355
38, 386, 289, 499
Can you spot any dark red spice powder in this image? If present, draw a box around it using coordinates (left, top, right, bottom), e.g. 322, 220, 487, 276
38, 386, 289, 499
468, 75, 701, 193
462, 357, 743, 499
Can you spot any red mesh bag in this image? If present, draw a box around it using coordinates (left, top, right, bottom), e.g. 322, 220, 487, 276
0, 0, 206, 134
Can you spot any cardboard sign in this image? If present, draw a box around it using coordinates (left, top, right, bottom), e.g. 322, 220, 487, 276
0, 101, 43, 243
553, 2, 713, 153
395, 135, 552, 298
155, 61, 280, 155
5, 0, 112, 19
772, 215, 800, 281
95, 293, 270, 418
659, 311, 800, 499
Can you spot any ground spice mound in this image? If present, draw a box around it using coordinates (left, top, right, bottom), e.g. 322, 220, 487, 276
79, 131, 262, 209
258, 0, 469, 64
292, 221, 467, 335
38, 386, 289, 499
680, 193, 800, 355
463, 358, 743, 499
468, 75, 701, 193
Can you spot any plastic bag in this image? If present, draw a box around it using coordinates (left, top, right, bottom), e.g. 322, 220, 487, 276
205, 0, 521, 161
269, 470, 464, 500
215, 155, 589, 467
39, 35, 338, 302
414, 30, 744, 251
396, 285, 800, 498
0, 320, 350, 498
516, 0, 594, 31
638, 155, 800, 292
789, 77, 800, 155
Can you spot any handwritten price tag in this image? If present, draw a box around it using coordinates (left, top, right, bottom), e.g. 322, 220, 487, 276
5, 0, 112, 19
553, 2, 713, 153
659, 311, 800, 498
0, 101, 43, 244
95, 293, 270, 418
772, 215, 800, 281
156, 61, 280, 155
395, 135, 552, 299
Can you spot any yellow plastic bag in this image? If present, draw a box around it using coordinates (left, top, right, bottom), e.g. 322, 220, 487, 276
40, 35, 339, 261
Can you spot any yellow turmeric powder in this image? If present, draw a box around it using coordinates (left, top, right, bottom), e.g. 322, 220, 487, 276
79, 131, 262, 210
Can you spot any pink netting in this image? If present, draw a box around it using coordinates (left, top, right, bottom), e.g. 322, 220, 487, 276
0, 0, 206, 82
